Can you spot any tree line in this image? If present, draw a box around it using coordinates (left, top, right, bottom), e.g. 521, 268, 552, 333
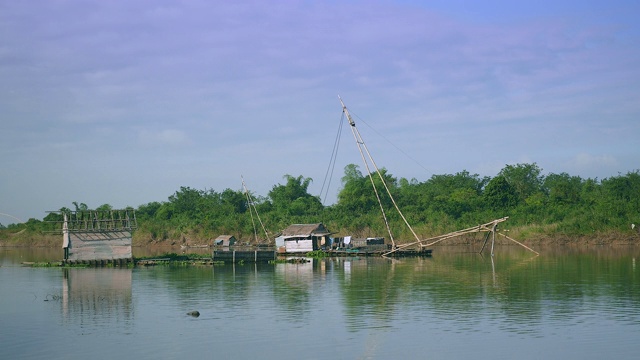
3, 163, 639, 244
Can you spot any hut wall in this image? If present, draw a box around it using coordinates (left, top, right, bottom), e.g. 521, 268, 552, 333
284, 239, 314, 253
67, 231, 132, 261
350, 237, 385, 248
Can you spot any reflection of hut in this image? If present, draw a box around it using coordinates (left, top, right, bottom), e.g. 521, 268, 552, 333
63, 268, 132, 320
213, 235, 236, 247
276, 223, 331, 253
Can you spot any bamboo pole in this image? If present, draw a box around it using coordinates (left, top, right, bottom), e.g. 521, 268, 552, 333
498, 233, 540, 255
479, 230, 491, 254
490, 222, 496, 257
382, 217, 521, 257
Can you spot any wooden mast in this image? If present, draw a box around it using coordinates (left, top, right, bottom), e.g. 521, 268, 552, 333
242, 176, 270, 245
337, 98, 538, 257
339, 96, 422, 249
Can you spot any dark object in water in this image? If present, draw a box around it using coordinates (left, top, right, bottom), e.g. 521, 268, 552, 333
187, 310, 200, 317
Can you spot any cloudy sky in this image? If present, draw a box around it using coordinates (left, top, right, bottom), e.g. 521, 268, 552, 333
1, 0, 639, 223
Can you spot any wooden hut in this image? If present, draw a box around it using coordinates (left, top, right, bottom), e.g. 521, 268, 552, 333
57, 209, 137, 265
277, 223, 332, 253
213, 235, 237, 247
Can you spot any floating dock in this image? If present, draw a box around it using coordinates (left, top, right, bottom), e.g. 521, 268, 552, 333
61, 258, 134, 266
325, 248, 433, 257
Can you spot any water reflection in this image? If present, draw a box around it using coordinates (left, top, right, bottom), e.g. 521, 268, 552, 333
271, 260, 316, 322
310, 249, 640, 337
3, 246, 640, 359
61, 268, 133, 333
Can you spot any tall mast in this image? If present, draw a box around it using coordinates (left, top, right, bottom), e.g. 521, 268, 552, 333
338, 96, 422, 247
242, 176, 270, 244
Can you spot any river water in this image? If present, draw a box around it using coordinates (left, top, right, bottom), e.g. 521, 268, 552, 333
1, 246, 640, 359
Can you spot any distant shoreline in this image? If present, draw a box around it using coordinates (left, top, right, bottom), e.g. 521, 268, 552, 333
2, 231, 639, 248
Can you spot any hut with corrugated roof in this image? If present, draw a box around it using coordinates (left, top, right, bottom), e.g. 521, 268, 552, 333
275, 223, 332, 253
213, 235, 237, 247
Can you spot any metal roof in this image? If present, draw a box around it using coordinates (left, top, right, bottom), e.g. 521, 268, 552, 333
280, 223, 331, 236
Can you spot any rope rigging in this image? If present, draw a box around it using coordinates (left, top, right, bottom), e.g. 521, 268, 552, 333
337, 96, 422, 248
319, 111, 344, 206
241, 176, 270, 244
319, 97, 538, 257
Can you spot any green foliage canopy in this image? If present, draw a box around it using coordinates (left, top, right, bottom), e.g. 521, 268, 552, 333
6, 164, 639, 243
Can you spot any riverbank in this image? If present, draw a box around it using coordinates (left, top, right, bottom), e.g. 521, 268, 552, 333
1, 228, 639, 249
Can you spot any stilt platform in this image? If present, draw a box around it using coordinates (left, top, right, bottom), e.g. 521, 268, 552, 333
320, 248, 433, 257
62, 258, 133, 267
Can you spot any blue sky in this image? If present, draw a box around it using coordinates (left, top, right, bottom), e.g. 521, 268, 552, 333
1, 0, 639, 224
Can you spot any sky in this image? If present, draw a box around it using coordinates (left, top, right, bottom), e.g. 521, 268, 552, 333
1, 0, 639, 224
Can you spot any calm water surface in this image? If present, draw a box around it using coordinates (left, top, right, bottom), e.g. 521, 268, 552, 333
1, 246, 640, 359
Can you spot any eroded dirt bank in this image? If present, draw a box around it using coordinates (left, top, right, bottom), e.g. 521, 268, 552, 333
2, 231, 639, 249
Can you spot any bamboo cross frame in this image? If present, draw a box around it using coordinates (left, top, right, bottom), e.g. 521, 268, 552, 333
45, 209, 138, 233
335, 98, 538, 258
382, 217, 538, 256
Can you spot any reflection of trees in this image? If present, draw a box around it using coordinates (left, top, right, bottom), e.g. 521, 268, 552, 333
332, 248, 640, 335
338, 258, 399, 328
271, 261, 316, 320
132, 264, 278, 319
62, 268, 133, 330
335, 252, 544, 332
210, 263, 275, 307
65, 249, 637, 339
141, 263, 277, 308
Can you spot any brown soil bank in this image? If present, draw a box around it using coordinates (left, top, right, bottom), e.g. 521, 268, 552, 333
0, 232, 60, 247
523, 233, 640, 246
1, 230, 639, 248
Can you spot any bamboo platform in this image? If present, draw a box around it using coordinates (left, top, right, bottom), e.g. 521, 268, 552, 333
62, 258, 133, 267
324, 248, 433, 257
135, 258, 217, 266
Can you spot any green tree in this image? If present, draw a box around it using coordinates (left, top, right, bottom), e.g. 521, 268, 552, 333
337, 164, 372, 212
268, 175, 322, 221
220, 188, 247, 214
96, 203, 113, 212
415, 170, 488, 218
544, 173, 583, 205
72, 202, 88, 211
483, 175, 518, 210
168, 186, 203, 217
601, 171, 640, 202
137, 201, 162, 220
498, 163, 544, 204
337, 164, 398, 214
597, 171, 640, 226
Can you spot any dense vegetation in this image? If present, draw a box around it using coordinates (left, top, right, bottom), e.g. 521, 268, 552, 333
2, 163, 639, 246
